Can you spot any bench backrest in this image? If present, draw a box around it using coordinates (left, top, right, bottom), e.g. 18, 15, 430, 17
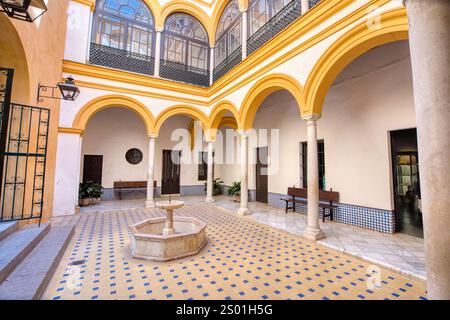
114, 181, 147, 189
287, 187, 339, 202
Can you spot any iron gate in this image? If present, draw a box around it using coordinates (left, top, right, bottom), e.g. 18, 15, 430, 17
0, 67, 50, 224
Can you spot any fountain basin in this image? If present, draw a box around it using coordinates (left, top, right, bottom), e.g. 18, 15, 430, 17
130, 216, 207, 262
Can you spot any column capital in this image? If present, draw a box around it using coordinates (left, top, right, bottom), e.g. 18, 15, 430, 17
155, 27, 163, 33
148, 133, 158, 139
301, 114, 321, 123
237, 129, 252, 137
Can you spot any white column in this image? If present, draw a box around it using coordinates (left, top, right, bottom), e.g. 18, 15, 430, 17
146, 135, 156, 208
241, 10, 248, 59
238, 131, 251, 215
404, 0, 450, 300
301, 0, 310, 14
302, 115, 325, 240
210, 47, 215, 85
75, 136, 83, 211
205, 141, 215, 203
154, 30, 162, 77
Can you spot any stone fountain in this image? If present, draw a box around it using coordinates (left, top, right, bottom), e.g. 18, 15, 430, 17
130, 199, 207, 261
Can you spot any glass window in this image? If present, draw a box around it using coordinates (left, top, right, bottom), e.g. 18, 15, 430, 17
126, 148, 143, 165
249, 0, 270, 36
163, 13, 210, 71
249, 0, 297, 37
93, 0, 154, 56
214, 0, 242, 66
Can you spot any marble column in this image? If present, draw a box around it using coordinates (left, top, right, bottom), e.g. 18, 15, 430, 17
238, 131, 251, 215
241, 10, 248, 60
302, 115, 325, 240
210, 47, 215, 85
404, 0, 450, 300
154, 30, 162, 77
75, 135, 83, 213
301, 0, 310, 14
205, 141, 215, 203
146, 135, 157, 208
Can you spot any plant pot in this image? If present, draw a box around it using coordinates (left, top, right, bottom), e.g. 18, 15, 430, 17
79, 198, 90, 207
234, 195, 240, 202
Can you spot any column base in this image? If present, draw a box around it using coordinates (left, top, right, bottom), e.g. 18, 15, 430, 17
237, 207, 252, 215
145, 200, 156, 208
302, 227, 326, 241
205, 197, 215, 203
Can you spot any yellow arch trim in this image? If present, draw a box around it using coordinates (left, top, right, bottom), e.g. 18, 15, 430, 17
239, 73, 306, 130
160, 1, 213, 44
304, 8, 409, 116
208, 100, 240, 130
219, 117, 238, 130
154, 105, 209, 135
72, 95, 155, 136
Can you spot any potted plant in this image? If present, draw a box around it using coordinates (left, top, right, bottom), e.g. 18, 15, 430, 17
79, 181, 103, 206
227, 181, 241, 202
203, 178, 224, 196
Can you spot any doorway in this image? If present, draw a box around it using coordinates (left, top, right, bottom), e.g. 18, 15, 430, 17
255, 147, 268, 203
161, 150, 181, 195
390, 128, 423, 237
83, 155, 103, 184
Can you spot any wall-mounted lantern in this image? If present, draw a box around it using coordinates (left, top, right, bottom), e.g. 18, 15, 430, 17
37, 76, 80, 102
0, 0, 48, 22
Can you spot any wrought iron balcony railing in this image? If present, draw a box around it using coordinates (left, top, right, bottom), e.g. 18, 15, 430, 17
160, 59, 210, 87
89, 43, 155, 76
247, 0, 302, 56
213, 46, 242, 82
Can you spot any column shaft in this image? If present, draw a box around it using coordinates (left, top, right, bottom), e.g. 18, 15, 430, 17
242, 10, 248, 60
404, 0, 450, 300
302, 116, 325, 240
210, 47, 215, 85
154, 31, 162, 77
206, 141, 215, 203
146, 136, 156, 208
238, 132, 251, 215
301, 0, 310, 14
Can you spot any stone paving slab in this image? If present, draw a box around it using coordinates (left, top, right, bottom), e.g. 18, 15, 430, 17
0, 223, 50, 285
0, 225, 75, 300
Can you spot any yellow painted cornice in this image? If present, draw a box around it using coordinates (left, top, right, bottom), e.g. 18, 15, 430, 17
58, 127, 85, 135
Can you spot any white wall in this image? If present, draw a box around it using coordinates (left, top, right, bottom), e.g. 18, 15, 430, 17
229, 41, 416, 211
81, 109, 215, 189
53, 133, 82, 216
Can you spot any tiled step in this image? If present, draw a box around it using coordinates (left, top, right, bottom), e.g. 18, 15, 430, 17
0, 225, 75, 300
0, 223, 50, 285
0, 222, 19, 242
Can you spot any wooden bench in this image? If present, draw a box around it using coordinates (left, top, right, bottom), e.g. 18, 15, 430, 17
113, 181, 156, 200
281, 187, 339, 222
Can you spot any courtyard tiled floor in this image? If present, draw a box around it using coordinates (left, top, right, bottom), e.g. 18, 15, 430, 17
44, 204, 427, 300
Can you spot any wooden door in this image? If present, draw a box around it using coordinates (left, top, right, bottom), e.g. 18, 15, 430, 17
255, 147, 268, 203
161, 150, 181, 195
83, 155, 103, 184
